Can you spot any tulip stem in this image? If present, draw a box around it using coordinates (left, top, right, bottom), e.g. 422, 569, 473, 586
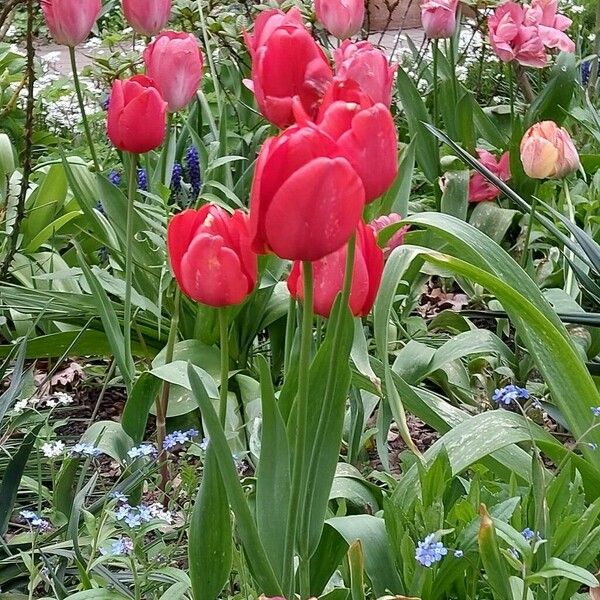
432, 39, 438, 130
563, 180, 577, 298
68, 46, 100, 172
124, 153, 137, 391
196, 0, 223, 117
284, 295, 296, 376
218, 309, 230, 425
161, 113, 173, 188
283, 261, 313, 600
156, 285, 181, 498
507, 62, 515, 127
520, 194, 537, 270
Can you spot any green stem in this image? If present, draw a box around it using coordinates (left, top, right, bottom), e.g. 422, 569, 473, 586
196, 0, 223, 117
218, 309, 230, 425
284, 295, 296, 376
157, 286, 181, 496
563, 180, 577, 298
448, 34, 458, 103
283, 262, 314, 599
124, 154, 137, 391
161, 113, 173, 188
520, 195, 537, 269
68, 46, 100, 172
432, 39, 439, 131
508, 62, 515, 128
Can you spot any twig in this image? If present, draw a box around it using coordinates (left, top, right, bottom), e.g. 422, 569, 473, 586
0, 0, 35, 280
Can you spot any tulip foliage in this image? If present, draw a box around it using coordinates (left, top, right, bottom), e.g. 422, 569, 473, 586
4, 0, 600, 599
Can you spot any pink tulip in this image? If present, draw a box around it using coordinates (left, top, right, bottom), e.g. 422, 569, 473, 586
369, 213, 409, 253
315, 0, 365, 39
144, 32, 204, 112
41, 0, 101, 47
244, 8, 333, 128
468, 149, 511, 202
310, 83, 398, 202
520, 121, 579, 179
488, 2, 547, 68
334, 40, 397, 107
420, 0, 459, 39
525, 0, 575, 52
122, 0, 171, 37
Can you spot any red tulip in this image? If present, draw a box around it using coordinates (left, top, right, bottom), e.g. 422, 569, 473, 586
41, 0, 101, 47
287, 221, 383, 318
334, 40, 396, 107
122, 0, 171, 37
309, 81, 398, 202
107, 75, 167, 154
468, 149, 511, 202
244, 8, 333, 128
420, 0, 459, 39
144, 32, 204, 112
167, 205, 257, 307
315, 0, 365, 39
249, 125, 365, 262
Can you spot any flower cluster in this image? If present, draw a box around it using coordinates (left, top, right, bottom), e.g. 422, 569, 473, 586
415, 534, 448, 567
163, 428, 199, 451
70, 443, 103, 458
492, 384, 530, 406
115, 502, 173, 528
100, 536, 134, 556
41, 441, 66, 458
185, 146, 202, 197
20, 510, 51, 532
127, 443, 158, 460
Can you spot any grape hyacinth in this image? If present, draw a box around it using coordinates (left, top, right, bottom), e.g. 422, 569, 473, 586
20, 510, 51, 532
100, 536, 133, 556
492, 384, 530, 406
415, 534, 448, 567
171, 162, 183, 193
185, 146, 202, 197
163, 428, 199, 451
582, 60, 591, 86
108, 170, 121, 187
137, 167, 148, 192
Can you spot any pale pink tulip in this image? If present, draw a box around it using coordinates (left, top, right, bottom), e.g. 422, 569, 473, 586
420, 0, 459, 39
315, 0, 365, 39
520, 121, 579, 179
41, 0, 101, 47
123, 0, 171, 37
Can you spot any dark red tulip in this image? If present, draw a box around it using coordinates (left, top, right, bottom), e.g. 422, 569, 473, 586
287, 221, 384, 318
167, 205, 257, 307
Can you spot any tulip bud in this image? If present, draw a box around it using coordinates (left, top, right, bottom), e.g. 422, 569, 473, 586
0, 134, 15, 177
41, 0, 101, 47
107, 75, 167, 154
287, 221, 384, 318
420, 0, 459, 39
167, 205, 257, 307
468, 149, 511, 202
315, 0, 365, 40
123, 0, 171, 37
369, 213, 409, 253
144, 32, 204, 112
520, 121, 579, 179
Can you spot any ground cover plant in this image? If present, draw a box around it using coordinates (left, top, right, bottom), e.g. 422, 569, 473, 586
2, 0, 600, 598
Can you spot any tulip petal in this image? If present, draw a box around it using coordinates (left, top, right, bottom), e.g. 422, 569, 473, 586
264, 156, 365, 261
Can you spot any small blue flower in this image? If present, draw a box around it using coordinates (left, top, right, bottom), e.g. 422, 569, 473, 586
415, 534, 448, 567
137, 168, 148, 192
199, 437, 209, 452
592, 407, 600, 417
492, 385, 530, 406
100, 535, 133, 556
71, 443, 102, 458
20, 510, 51, 532
163, 429, 199, 451
454, 550, 464, 558
114, 502, 172, 528
109, 491, 128, 504
171, 163, 183, 192
185, 146, 202, 197
127, 443, 158, 460
521, 527, 535, 541
108, 170, 121, 187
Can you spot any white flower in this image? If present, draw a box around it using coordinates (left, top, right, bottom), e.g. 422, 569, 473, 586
13, 399, 29, 414
588, 33, 596, 41
570, 4, 584, 13
41, 441, 65, 458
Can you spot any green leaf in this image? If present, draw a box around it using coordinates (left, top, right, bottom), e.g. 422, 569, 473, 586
395, 66, 439, 183
0, 340, 27, 423
478, 504, 512, 600
188, 446, 232, 600
255, 356, 290, 582
80, 421, 133, 463
25, 211, 82, 253
528, 558, 599, 587
64, 592, 127, 600
379, 141, 415, 218
158, 582, 189, 600
469, 202, 518, 244
348, 540, 365, 600
187, 364, 282, 595
441, 170, 469, 220
121, 372, 162, 444
0, 424, 42, 535
76, 246, 134, 391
